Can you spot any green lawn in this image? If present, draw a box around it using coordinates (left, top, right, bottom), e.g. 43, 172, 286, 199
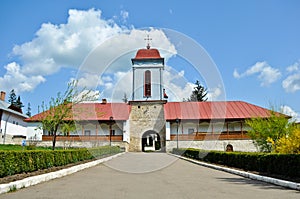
0, 144, 60, 151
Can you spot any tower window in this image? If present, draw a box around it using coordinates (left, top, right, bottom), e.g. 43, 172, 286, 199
144, 70, 151, 97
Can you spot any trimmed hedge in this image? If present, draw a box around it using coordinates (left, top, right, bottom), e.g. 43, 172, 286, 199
0, 146, 120, 178
172, 148, 300, 178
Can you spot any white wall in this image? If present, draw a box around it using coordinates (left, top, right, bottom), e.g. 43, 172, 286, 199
166, 122, 170, 140
133, 67, 163, 101
77, 122, 123, 136
123, 120, 130, 143
169, 121, 246, 135
0, 112, 27, 137
166, 140, 258, 152
39, 121, 124, 137
26, 122, 43, 141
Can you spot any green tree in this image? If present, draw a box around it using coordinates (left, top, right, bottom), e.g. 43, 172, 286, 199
245, 111, 294, 152
26, 103, 31, 117
61, 121, 76, 136
39, 80, 98, 150
275, 128, 300, 154
122, 93, 128, 103
8, 89, 17, 105
189, 80, 208, 102
16, 96, 24, 109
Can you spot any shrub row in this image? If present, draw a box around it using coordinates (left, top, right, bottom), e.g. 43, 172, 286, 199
0, 146, 120, 178
172, 148, 300, 178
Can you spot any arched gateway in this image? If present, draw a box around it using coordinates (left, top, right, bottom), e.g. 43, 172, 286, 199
142, 131, 161, 152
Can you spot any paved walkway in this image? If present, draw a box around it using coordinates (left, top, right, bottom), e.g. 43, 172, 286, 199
1, 153, 299, 199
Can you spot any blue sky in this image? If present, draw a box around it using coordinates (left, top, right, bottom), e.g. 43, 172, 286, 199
0, 0, 299, 121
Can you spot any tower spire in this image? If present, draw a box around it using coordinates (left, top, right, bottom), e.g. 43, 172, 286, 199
144, 34, 152, 49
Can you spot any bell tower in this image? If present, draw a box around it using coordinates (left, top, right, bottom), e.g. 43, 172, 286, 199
131, 36, 165, 101
128, 36, 167, 152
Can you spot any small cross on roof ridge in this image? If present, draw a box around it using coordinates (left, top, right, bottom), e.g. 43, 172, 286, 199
144, 34, 152, 49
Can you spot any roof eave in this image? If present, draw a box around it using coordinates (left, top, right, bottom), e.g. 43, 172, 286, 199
131, 58, 164, 65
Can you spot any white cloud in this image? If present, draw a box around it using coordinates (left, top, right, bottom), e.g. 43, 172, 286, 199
282, 73, 300, 93
207, 86, 222, 101
282, 61, 300, 93
120, 10, 129, 22
12, 8, 125, 77
233, 61, 281, 86
79, 28, 177, 75
94, 65, 197, 103
1, 8, 177, 94
163, 66, 194, 101
1, 9, 128, 93
281, 105, 300, 122
0, 62, 45, 93
233, 69, 241, 79
286, 62, 299, 73
73, 89, 100, 102
72, 73, 102, 89
109, 71, 133, 101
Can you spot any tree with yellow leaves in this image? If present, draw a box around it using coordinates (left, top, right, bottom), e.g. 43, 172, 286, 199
246, 110, 294, 152
275, 128, 300, 154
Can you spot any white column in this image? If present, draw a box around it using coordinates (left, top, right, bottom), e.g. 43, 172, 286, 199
132, 67, 135, 100
166, 122, 170, 140
159, 67, 162, 100
123, 121, 130, 143
147, 135, 149, 145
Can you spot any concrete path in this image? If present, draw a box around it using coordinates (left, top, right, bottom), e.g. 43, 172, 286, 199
1, 153, 299, 199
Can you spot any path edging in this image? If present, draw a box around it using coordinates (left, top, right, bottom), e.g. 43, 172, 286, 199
0, 152, 125, 194
170, 153, 300, 191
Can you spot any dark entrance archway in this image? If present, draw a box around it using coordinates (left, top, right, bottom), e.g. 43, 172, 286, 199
141, 131, 161, 152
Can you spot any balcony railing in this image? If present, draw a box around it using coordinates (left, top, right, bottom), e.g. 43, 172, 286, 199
170, 131, 249, 141
42, 135, 123, 142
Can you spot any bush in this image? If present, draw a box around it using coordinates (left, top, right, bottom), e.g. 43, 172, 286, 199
0, 146, 120, 178
275, 128, 300, 154
172, 148, 300, 178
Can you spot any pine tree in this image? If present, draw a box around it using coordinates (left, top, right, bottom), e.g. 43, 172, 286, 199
26, 102, 32, 117
8, 89, 17, 105
122, 93, 128, 103
189, 80, 208, 102
16, 96, 24, 109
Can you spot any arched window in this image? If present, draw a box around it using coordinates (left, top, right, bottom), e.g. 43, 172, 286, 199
144, 70, 151, 97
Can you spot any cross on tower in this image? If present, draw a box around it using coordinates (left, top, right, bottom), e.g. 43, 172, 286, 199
144, 34, 152, 49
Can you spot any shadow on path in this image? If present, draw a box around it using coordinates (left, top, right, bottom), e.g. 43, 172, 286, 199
216, 177, 299, 193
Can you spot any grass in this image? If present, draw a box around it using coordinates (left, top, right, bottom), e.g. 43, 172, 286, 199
0, 144, 63, 151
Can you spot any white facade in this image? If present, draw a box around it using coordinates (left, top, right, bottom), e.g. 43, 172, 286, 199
72, 121, 124, 136
1, 112, 27, 136
28, 120, 126, 140
26, 122, 43, 141
132, 66, 163, 101
0, 100, 29, 144
168, 120, 250, 135
166, 140, 257, 152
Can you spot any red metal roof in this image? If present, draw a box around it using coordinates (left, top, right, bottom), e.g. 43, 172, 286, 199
72, 103, 130, 121
26, 101, 283, 122
25, 103, 131, 122
164, 101, 275, 120
134, 48, 162, 59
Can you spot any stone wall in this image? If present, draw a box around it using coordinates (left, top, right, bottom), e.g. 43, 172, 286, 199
166, 140, 258, 152
128, 101, 166, 152
0, 134, 26, 145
